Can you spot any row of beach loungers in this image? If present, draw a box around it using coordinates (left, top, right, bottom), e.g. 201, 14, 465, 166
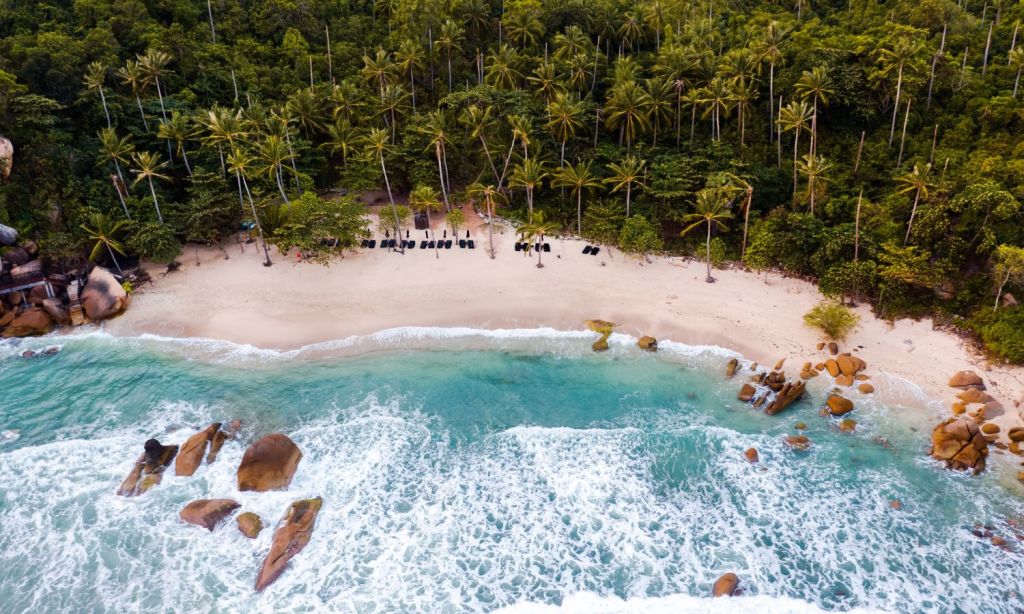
515, 242, 551, 252
582, 245, 601, 255
360, 239, 476, 249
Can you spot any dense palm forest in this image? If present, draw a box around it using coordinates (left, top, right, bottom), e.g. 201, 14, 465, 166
1, 0, 1024, 359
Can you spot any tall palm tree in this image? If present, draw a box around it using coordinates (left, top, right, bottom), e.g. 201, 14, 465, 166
485, 44, 524, 90
721, 173, 754, 258
644, 77, 675, 147
467, 181, 504, 258
461, 104, 501, 184
876, 37, 924, 147
417, 111, 454, 212
545, 92, 585, 164
517, 210, 559, 268
270, 107, 304, 193
394, 39, 425, 111
896, 163, 934, 245
363, 128, 404, 252
605, 80, 652, 148
130, 151, 171, 223
286, 87, 327, 137
437, 19, 465, 91
759, 21, 790, 143
777, 100, 813, 201
731, 78, 758, 147
225, 147, 273, 266
698, 76, 734, 142
528, 60, 561, 104
409, 185, 443, 258
97, 128, 134, 219
321, 118, 359, 169
681, 188, 733, 283
330, 79, 364, 122
1009, 47, 1024, 99
361, 48, 394, 99
606, 155, 645, 217
83, 62, 112, 128
796, 153, 834, 214
504, 6, 543, 49
256, 134, 295, 204
551, 161, 601, 235
81, 212, 129, 274
117, 59, 151, 131
376, 83, 410, 142
794, 66, 832, 156
157, 111, 196, 175
509, 158, 547, 222
139, 49, 172, 124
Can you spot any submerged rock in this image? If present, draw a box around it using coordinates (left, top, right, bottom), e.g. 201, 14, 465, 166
237, 433, 303, 492
237, 512, 264, 538
738, 383, 756, 403
81, 267, 129, 321
175, 423, 222, 477
826, 395, 855, 417
743, 448, 759, 463
180, 499, 240, 531
117, 439, 179, 497
784, 434, 811, 450
726, 358, 739, 378
712, 573, 740, 597
255, 497, 323, 591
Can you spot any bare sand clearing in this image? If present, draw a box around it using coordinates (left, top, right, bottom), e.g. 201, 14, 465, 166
106, 206, 1024, 441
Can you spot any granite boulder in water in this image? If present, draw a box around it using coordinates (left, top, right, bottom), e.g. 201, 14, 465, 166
175, 423, 222, 476
237, 433, 303, 492
1, 307, 53, 338
929, 418, 988, 473
179, 499, 240, 531
117, 439, 179, 496
255, 497, 323, 591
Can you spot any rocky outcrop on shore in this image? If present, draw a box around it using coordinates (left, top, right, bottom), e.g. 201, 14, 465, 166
736, 368, 806, 415
180, 499, 241, 531
80, 267, 129, 321
586, 319, 615, 352
237, 433, 303, 492
929, 418, 989, 473
255, 497, 323, 592
117, 439, 179, 497
175, 422, 239, 476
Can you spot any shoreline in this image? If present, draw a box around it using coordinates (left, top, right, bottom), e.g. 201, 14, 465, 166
100, 217, 1024, 440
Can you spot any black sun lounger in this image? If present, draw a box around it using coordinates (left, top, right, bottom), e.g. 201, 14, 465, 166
515, 242, 522, 252
428, 240, 435, 248
368, 239, 377, 248
445, 240, 453, 249
591, 246, 600, 255
459, 240, 467, 248
543, 243, 551, 252
420, 240, 428, 249
360, 239, 368, 248
583, 245, 593, 254
468, 240, 476, 249
379, 240, 388, 249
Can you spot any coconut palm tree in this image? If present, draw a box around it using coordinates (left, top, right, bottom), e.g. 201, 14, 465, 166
117, 59, 151, 131
876, 37, 925, 147
644, 77, 675, 147
1010, 47, 1024, 99
83, 62, 112, 128
139, 48, 172, 124
551, 161, 601, 235
417, 111, 454, 212
330, 79, 364, 122
157, 111, 196, 175
794, 66, 831, 156
256, 134, 295, 204
376, 83, 410, 142
321, 118, 359, 169
269, 107, 304, 192
409, 185, 443, 258
759, 21, 790, 142
504, 5, 543, 49
606, 155, 645, 217
225, 147, 273, 266
777, 100, 813, 201
721, 173, 754, 258
896, 163, 934, 245
361, 48, 394, 99
363, 127, 404, 252
97, 128, 134, 219
461, 104, 502, 185
681, 188, 733, 283
605, 80, 652, 148
394, 38, 425, 111
81, 212, 129, 274
437, 19, 465, 91
517, 210, 559, 268
509, 158, 547, 222
485, 44, 524, 90
467, 181, 504, 258
130, 151, 170, 223
286, 86, 327, 137
796, 153, 834, 214
545, 92, 585, 164
698, 76, 734, 142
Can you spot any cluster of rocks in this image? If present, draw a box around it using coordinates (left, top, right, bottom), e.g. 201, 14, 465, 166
929, 418, 989, 473
586, 319, 615, 352
733, 357, 807, 416
118, 426, 321, 592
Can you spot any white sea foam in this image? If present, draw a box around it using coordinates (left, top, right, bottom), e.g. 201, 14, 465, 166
0, 429, 18, 444
497, 591, 882, 613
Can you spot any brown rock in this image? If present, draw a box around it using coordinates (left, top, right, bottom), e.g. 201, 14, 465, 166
179, 499, 240, 531
175, 423, 221, 477
837, 354, 858, 377
824, 359, 840, 377
828, 342, 839, 355
827, 395, 855, 417
1, 308, 53, 338
855, 374, 870, 381
592, 338, 609, 352
117, 439, 179, 497
816, 342, 825, 350
992, 536, 1007, 547
1018, 471, 1024, 484
839, 419, 857, 432
637, 336, 657, 351
952, 403, 966, 415
815, 362, 826, 372
930, 418, 987, 473
237, 433, 303, 492
0, 309, 14, 327
785, 434, 811, 450
802, 362, 812, 373
744, 448, 759, 463
81, 267, 129, 321
948, 371, 985, 390
890, 500, 902, 510
738, 383, 756, 403
795, 422, 807, 430
764, 380, 806, 415
237, 511, 264, 538
774, 358, 785, 370
958, 388, 994, 404
1008, 427, 1024, 442
858, 383, 875, 394
255, 497, 323, 592
835, 374, 855, 387
981, 423, 1000, 435
800, 371, 812, 379
712, 573, 740, 597
41, 298, 70, 325
726, 358, 739, 378
1010, 441, 1022, 455
207, 429, 228, 465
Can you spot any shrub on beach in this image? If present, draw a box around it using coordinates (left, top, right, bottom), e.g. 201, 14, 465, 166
803, 302, 860, 341
618, 215, 663, 255
968, 307, 1024, 364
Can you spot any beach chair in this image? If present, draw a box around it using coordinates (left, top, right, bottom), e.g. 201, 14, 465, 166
459, 240, 467, 248
368, 239, 376, 248
420, 240, 428, 249
360, 239, 368, 248
515, 242, 522, 252
583, 245, 592, 254
389, 239, 397, 248
379, 240, 388, 249
445, 240, 453, 249
468, 240, 476, 249
591, 246, 600, 255
543, 243, 551, 252
428, 240, 435, 248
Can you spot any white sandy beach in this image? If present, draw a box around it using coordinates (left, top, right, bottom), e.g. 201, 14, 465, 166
105, 206, 1024, 439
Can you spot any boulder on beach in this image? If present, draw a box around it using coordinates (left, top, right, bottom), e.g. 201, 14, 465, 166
981, 423, 999, 435
824, 359, 840, 377
237, 433, 303, 492
948, 371, 985, 390
957, 388, 994, 404
179, 499, 240, 531
1007, 427, 1024, 442
858, 383, 875, 394
81, 267, 129, 321
255, 497, 323, 592
712, 573, 740, 597
1, 308, 53, 338
237, 511, 264, 538
0, 135, 12, 180
744, 448, 759, 463
738, 383, 756, 402
929, 418, 988, 473
175, 423, 222, 477
41, 298, 70, 325
726, 358, 739, 378
637, 336, 657, 351
826, 395, 855, 417
117, 439, 179, 497
837, 354, 866, 377
835, 374, 854, 387
828, 342, 839, 355
592, 338, 609, 352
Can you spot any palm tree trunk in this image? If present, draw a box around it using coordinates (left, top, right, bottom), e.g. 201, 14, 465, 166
379, 154, 404, 253
112, 164, 131, 220
284, 132, 302, 193
181, 145, 193, 176
147, 176, 164, 222
207, 0, 217, 42
537, 239, 544, 267
577, 190, 583, 236
995, 269, 1011, 311
1015, 67, 1022, 98
810, 99, 818, 156
275, 164, 291, 204
487, 199, 496, 259
436, 146, 451, 212
768, 63, 774, 143
99, 87, 112, 129
705, 220, 713, 282
527, 187, 534, 222
479, 135, 501, 185
105, 243, 124, 274
154, 76, 169, 122
235, 170, 246, 214
741, 189, 752, 259
447, 52, 453, 92
409, 68, 417, 112
240, 174, 272, 266
889, 65, 903, 146
690, 104, 697, 141
792, 130, 800, 202
430, 214, 439, 259
135, 94, 149, 131
904, 188, 921, 245
625, 182, 632, 217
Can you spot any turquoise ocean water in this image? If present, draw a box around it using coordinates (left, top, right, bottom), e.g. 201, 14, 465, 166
0, 329, 1022, 613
